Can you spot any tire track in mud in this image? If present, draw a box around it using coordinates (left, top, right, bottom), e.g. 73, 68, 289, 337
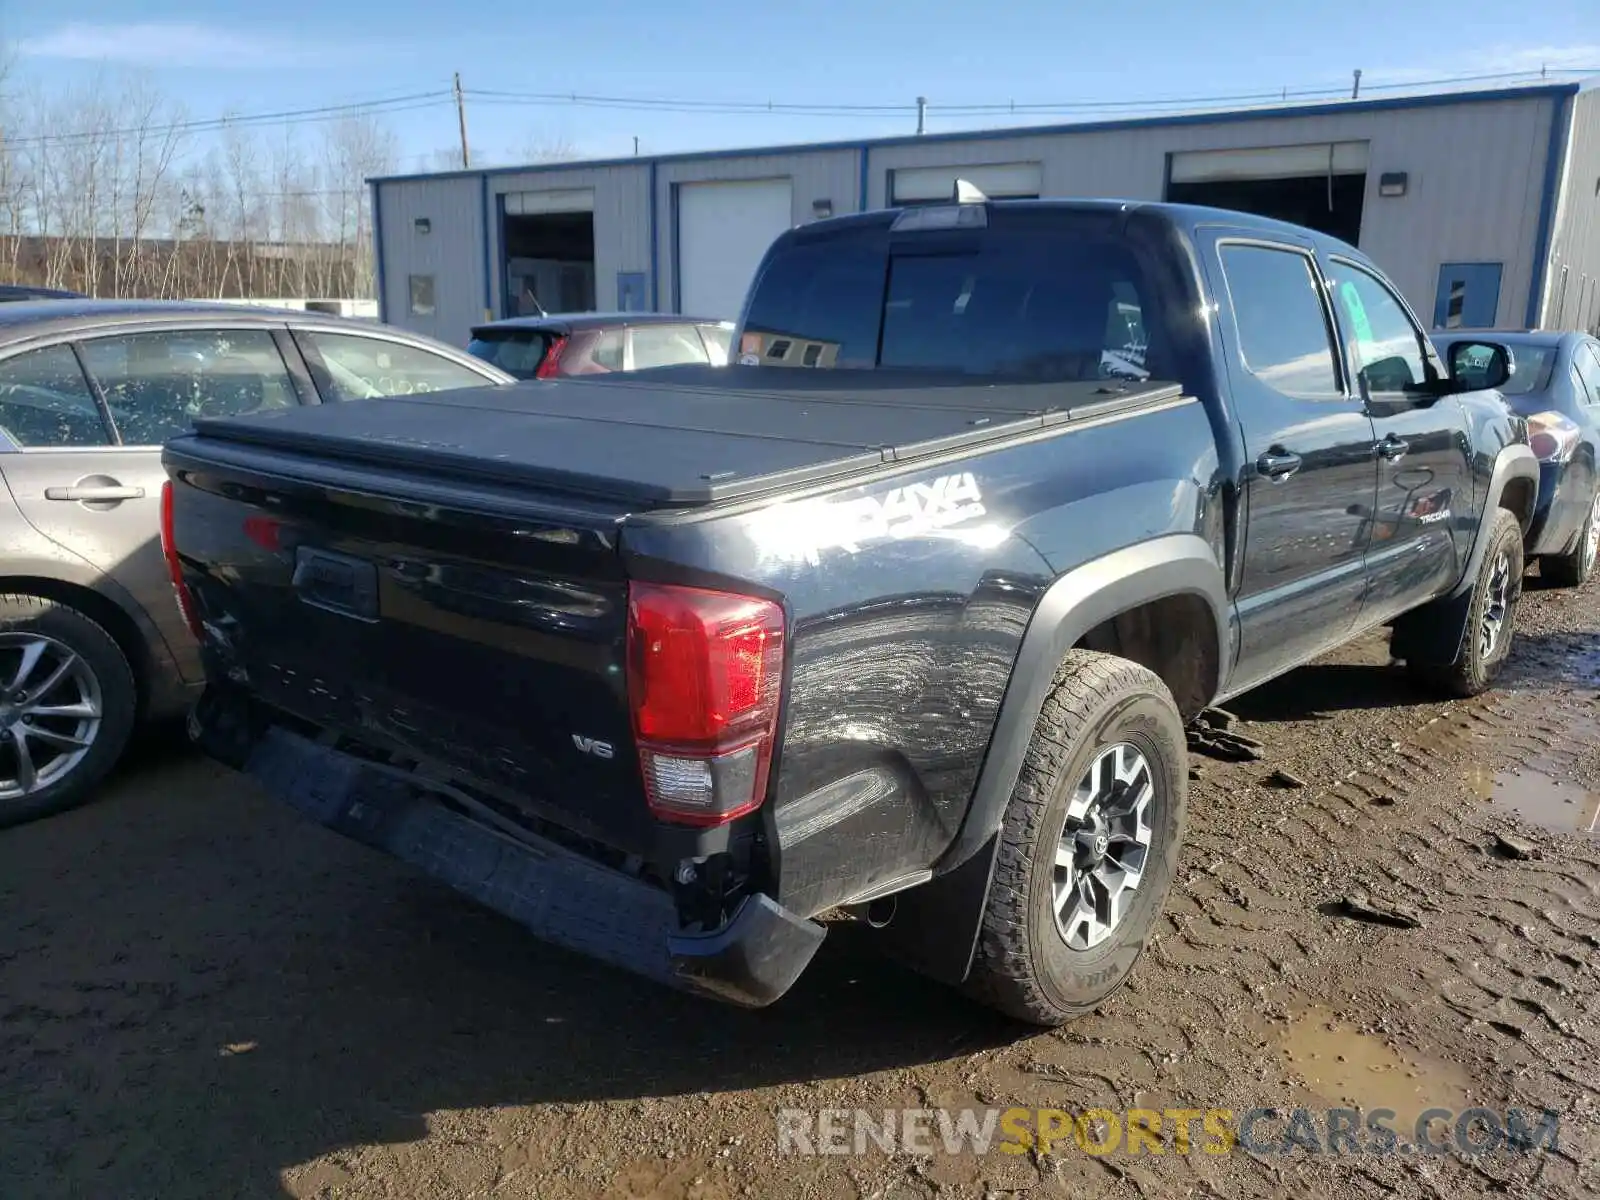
808, 588, 1600, 1200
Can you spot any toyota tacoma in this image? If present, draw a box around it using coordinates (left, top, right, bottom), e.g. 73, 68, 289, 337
161, 198, 1537, 1025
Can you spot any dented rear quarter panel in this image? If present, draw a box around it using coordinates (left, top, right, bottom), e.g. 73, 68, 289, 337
622, 395, 1224, 919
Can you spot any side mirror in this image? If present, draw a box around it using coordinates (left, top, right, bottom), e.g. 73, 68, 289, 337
1446, 340, 1514, 392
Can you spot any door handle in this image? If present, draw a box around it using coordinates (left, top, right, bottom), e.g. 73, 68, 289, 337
44, 484, 145, 502
1256, 449, 1303, 480
1377, 434, 1409, 461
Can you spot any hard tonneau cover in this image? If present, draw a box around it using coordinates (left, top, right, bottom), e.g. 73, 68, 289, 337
191, 367, 1182, 507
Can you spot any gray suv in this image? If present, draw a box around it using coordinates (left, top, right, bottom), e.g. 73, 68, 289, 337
0, 300, 513, 825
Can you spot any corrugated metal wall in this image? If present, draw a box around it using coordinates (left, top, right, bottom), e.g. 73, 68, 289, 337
653, 150, 860, 311
487, 164, 651, 317
1542, 88, 1600, 332
374, 90, 1576, 344
375, 175, 485, 345
865, 94, 1559, 328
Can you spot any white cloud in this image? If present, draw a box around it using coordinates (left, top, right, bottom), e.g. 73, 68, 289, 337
18, 22, 314, 68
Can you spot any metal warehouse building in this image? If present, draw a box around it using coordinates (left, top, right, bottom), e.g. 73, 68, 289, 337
370, 81, 1600, 347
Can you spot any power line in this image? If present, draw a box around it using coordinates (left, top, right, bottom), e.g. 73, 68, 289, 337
464, 66, 1599, 120
2, 91, 453, 149
7, 65, 1598, 150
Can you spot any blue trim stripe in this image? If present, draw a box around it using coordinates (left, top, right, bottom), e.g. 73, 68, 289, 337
649, 162, 660, 310
858, 145, 870, 211
370, 180, 387, 323
480, 173, 492, 319
1525, 95, 1574, 328
370, 83, 1582, 184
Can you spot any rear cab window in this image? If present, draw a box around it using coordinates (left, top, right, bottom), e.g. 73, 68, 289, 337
467, 328, 552, 379
738, 212, 1168, 383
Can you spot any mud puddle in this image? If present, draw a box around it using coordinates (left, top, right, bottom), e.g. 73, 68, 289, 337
1471, 765, 1600, 837
1276, 1006, 1471, 1130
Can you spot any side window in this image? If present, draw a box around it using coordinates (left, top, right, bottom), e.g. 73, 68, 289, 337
303, 332, 492, 401
1330, 264, 1430, 396
591, 330, 624, 371
1217, 245, 1342, 399
630, 325, 710, 370
0, 345, 111, 448
80, 329, 296, 445
1573, 343, 1600, 406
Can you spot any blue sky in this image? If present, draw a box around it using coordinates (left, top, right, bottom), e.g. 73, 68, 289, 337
8, 0, 1599, 170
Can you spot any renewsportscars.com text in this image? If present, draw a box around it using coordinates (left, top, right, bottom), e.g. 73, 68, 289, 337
775, 1106, 1561, 1158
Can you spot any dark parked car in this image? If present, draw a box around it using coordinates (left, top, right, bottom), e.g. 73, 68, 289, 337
0, 285, 87, 302
1437, 329, 1600, 586
167, 198, 1535, 1026
466, 313, 735, 379
0, 300, 513, 826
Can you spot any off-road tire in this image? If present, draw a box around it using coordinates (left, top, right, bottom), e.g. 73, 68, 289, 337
1540, 488, 1599, 588
0, 595, 137, 829
1409, 509, 1524, 698
964, 650, 1187, 1026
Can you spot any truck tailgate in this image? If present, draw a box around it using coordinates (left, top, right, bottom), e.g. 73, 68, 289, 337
164, 437, 656, 855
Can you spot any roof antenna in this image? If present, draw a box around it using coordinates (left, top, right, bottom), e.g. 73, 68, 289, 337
953, 178, 989, 203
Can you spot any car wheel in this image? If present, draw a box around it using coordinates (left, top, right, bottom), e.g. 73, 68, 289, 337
1408, 509, 1524, 698
1540, 488, 1600, 588
963, 650, 1187, 1026
0, 595, 137, 829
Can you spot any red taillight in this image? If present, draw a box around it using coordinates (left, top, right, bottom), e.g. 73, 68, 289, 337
535, 335, 570, 379
1526, 410, 1580, 463
159, 480, 203, 638
626, 581, 785, 827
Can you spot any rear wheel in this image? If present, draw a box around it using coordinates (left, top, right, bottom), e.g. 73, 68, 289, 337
1541, 488, 1600, 588
0, 595, 137, 828
964, 651, 1187, 1026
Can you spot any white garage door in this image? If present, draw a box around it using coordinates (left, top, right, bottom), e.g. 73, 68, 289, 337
677, 178, 794, 319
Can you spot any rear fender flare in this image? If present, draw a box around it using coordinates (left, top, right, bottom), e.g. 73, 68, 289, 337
867, 535, 1228, 986
945, 533, 1229, 873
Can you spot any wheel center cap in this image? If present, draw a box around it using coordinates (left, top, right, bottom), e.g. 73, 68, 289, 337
1076, 811, 1111, 869
0, 705, 17, 729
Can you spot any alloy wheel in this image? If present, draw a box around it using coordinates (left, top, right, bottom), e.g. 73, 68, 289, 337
0, 634, 102, 802
1479, 552, 1513, 661
1052, 741, 1155, 950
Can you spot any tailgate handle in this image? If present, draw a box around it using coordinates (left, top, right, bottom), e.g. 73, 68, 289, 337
291, 547, 380, 621
44, 484, 145, 502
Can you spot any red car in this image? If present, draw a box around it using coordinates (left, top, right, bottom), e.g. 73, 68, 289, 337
466, 312, 734, 379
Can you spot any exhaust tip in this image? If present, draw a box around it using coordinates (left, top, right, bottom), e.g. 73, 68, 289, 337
865, 896, 896, 929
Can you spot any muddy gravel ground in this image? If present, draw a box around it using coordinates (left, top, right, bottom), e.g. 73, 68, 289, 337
4, 573, 1599, 1200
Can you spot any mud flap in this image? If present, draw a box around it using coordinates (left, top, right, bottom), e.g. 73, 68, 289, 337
862, 832, 1001, 985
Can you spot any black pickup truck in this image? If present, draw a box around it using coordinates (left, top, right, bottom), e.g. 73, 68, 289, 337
162, 198, 1537, 1025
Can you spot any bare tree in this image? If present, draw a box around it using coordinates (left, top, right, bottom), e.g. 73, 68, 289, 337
514, 133, 579, 164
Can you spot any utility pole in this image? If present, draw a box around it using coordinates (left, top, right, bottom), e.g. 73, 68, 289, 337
633, 136, 640, 156
916, 96, 927, 135
1351, 69, 1362, 100
454, 72, 472, 169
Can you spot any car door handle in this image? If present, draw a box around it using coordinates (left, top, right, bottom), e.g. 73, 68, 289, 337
1377, 434, 1409, 461
44, 485, 145, 502
1256, 449, 1303, 480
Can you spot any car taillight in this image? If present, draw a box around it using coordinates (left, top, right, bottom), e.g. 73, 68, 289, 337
159, 480, 203, 638
626, 582, 785, 827
1526, 410, 1581, 462
535, 335, 570, 380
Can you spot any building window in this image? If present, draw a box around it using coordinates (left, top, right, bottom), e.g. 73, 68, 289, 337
409, 275, 436, 317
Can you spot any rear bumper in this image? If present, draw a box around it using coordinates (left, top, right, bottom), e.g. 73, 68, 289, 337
1528, 460, 1589, 557
218, 718, 824, 1008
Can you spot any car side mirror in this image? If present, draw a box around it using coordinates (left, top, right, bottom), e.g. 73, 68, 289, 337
1446, 340, 1514, 392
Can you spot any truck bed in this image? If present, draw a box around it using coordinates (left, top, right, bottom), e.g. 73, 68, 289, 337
192, 367, 1183, 507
